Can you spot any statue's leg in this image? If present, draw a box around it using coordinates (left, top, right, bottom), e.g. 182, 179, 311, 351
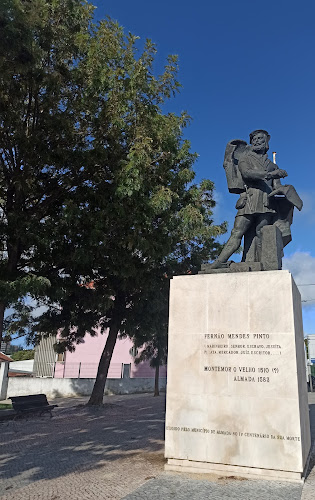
243, 225, 258, 262
209, 215, 252, 268
255, 214, 273, 261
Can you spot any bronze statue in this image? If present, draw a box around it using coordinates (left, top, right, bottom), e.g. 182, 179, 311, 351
208, 130, 302, 271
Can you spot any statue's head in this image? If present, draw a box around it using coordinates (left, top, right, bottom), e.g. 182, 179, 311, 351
249, 129, 270, 153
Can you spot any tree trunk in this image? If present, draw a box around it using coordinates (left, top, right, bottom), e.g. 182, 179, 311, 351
87, 293, 124, 406
87, 321, 120, 405
154, 363, 160, 397
0, 303, 5, 345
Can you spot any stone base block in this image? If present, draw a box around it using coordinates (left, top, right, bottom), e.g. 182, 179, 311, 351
199, 262, 263, 274
165, 271, 311, 482
261, 225, 283, 271
165, 458, 305, 483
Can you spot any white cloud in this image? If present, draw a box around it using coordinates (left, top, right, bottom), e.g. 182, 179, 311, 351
283, 252, 315, 306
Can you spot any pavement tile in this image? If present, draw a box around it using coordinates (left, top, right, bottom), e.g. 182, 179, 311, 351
0, 392, 314, 500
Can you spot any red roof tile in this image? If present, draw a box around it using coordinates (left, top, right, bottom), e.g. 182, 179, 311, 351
0, 352, 13, 362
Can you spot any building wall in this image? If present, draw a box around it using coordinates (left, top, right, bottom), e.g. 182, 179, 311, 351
64, 330, 133, 364
35, 329, 166, 379
34, 335, 57, 377
9, 360, 34, 373
0, 341, 10, 353
307, 334, 315, 363
7, 375, 167, 399
60, 329, 167, 378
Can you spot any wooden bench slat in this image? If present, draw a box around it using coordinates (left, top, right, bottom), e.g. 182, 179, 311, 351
16, 405, 51, 412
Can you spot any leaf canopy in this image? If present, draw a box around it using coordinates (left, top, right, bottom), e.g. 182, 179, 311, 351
0, 1, 226, 350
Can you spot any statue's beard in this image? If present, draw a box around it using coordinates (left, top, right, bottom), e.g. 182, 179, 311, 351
252, 143, 267, 153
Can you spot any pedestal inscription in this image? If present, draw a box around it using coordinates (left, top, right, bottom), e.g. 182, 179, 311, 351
165, 271, 311, 482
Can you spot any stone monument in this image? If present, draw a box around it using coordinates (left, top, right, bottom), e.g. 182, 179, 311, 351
164, 130, 311, 482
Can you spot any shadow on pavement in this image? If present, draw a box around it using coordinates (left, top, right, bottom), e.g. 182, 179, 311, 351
1, 392, 315, 499
0, 393, 166, 496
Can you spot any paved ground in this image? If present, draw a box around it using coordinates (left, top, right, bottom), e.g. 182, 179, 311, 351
123, 474, 303, 500
0, 394, 166, 500
301, 392, 315, 500
0, 393, 314, 500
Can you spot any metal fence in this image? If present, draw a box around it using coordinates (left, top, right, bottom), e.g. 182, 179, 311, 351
130, 364, 167, 378
33, 361, 124, 379
31, 361, 166, 379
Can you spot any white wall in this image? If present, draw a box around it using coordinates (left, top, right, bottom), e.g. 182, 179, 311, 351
7, 376, 166, 399
9, 359, 34, 373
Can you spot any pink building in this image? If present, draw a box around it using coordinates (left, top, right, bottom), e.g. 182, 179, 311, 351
35, 329, 167, 380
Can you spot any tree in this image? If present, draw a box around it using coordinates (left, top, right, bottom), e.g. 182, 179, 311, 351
34, 18, 226, 403
131, 281, 169, 397
0, 0, 95, 344
1, 1, 226, 405
10, 349, 35, 361
124, 229, 222, 398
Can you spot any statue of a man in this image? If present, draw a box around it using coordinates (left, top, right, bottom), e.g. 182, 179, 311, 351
210, 129, 302, 269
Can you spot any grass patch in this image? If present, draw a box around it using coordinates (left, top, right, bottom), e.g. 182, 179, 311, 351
0, 404, 12, 410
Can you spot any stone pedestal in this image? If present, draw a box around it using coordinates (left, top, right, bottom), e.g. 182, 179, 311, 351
261, 225, 283, 271
165, 271, 311, 482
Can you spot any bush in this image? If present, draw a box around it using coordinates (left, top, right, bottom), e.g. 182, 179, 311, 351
10, 350, 35, 361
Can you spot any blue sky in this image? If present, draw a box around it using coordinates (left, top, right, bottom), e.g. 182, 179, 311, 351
92, 0, 315, 332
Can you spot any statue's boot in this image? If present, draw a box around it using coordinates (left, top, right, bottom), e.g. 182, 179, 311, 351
208, 259, 227, 269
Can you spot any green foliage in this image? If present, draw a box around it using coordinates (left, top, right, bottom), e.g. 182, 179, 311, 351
3, 301, 37, 343
0, 276, 50, 304
0, 1, 226, 366
0, 404, 12, 410
10, 349, 35, 361
130, 279, 169, 371
0, 0, 95, 339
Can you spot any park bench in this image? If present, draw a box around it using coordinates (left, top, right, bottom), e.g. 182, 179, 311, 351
10, 394, 58, 419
